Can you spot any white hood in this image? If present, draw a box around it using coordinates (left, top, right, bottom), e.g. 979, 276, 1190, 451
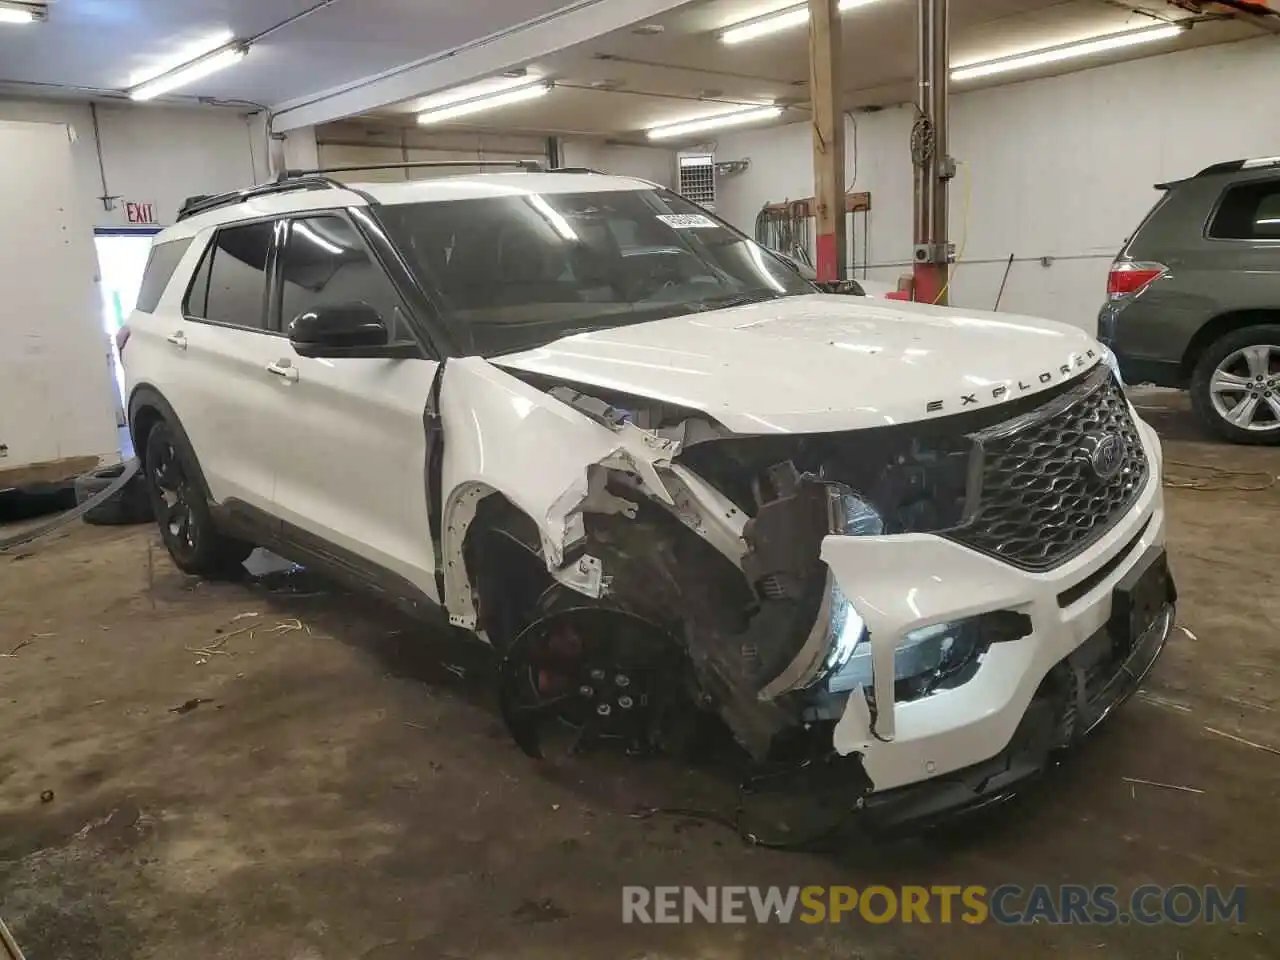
494, 294, 1103, 434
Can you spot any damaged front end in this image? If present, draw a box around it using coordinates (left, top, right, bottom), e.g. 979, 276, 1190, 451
468, 368, 1033, 804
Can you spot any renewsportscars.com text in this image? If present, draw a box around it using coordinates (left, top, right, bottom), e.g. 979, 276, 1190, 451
622, 884, 1246, 926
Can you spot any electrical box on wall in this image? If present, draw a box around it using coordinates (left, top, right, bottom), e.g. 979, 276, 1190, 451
677, 153, 715, 209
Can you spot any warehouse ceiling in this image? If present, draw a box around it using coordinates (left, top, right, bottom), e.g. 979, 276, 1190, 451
349, 0, 1263, 143
0, 0, 594, 103
0, 0, 1265, 138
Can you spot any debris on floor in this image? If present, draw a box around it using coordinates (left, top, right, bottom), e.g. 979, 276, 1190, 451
1203, 725, 1280, 756
1121, 776, 1205, 795
168, 698, 212, 715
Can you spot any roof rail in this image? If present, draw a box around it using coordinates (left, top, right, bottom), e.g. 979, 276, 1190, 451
176, 159, 547, 223
177, 177, 347, 222
547, 166, 605, 175
1195, 156, 1280, 177
277, 159, 543, 182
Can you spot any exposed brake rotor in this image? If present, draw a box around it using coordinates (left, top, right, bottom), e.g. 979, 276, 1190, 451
498, 606, 683, 759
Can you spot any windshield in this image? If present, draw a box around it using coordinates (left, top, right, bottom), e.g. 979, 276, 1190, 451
376, 188, 814, 356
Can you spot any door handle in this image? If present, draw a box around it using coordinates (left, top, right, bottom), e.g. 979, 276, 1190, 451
266, 360, 299, 382
166, 332, 187, 349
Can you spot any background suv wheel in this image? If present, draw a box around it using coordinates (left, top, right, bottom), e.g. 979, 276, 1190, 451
1190, 325, 1280, 445
143, 420, 254, 576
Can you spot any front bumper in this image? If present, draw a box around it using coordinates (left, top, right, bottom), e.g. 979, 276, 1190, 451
822, 416, 1169, 795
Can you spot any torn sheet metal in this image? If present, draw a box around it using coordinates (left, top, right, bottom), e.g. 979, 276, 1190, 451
437, 358, 688, 628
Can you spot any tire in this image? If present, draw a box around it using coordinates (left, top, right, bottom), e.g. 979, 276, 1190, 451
77, 466, 153, 525
1189, 324, 1280, 445
142, 420, 253, 577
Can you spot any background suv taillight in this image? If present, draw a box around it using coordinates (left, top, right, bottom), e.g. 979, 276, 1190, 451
114, 325, 131, 353
1107, 261, 1167, 301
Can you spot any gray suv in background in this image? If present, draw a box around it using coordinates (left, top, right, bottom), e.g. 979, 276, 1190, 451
1099, 157, 1280, 444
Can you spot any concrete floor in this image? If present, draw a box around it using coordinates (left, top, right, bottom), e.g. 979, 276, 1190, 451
1, 393, 1277, 960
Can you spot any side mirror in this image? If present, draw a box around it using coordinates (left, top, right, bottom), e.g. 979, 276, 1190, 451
289, 303, 388, 358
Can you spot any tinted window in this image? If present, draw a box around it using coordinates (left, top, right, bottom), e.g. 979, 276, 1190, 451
184, 241, 213, 318
187, 222, 274, 329
278, 215, 409, 342
135, 238, 193, 313
377, 189, 813, 357
1209, 180, 1280, 240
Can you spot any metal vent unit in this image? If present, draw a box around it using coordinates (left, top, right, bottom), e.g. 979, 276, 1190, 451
677, 153, 716, 208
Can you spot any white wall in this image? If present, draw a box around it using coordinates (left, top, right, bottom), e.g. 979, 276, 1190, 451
312, 127, 675, 187
561, 140, 675, 188
0, 99, 318, 229
712, 36, 1280, 331
316, 126, 550, 181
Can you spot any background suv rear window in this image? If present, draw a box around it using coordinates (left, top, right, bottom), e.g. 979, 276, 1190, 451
1209, 180, 1280, 240
135, 238, 192, 313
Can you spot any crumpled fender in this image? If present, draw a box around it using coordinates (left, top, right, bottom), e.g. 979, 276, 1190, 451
437, 357, 683, 631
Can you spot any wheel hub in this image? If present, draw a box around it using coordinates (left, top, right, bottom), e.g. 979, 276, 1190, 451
498, 607, 680, 759
1208, 343, 1280, 432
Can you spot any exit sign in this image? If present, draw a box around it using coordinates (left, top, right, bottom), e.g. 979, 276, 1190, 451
125, 201, 158, 225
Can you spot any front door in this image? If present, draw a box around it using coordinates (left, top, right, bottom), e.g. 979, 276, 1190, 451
261, 213, 441, 601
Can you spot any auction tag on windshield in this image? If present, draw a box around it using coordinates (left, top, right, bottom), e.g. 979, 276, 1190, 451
656, 213, 718, 229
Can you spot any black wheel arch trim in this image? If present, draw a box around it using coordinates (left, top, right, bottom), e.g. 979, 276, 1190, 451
127, 383, 214, 503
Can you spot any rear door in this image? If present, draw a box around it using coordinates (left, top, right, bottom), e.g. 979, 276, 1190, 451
261, 212, 441, 601
159, 219, 287, 515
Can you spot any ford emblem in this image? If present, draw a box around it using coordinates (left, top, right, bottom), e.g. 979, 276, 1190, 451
1080, 432, 1125, 481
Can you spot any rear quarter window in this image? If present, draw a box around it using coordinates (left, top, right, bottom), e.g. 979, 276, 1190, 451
135, 238, 193, 313
1208, 180, 1280, 240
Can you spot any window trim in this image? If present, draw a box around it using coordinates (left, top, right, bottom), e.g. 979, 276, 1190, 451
1203, 177, 1280, 245
180, 217, 289, 337
273, 209, 433, 360
354, 206, 460, 360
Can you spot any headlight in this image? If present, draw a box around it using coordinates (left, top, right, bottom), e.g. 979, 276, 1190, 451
824, 617, 982, 694
823, 610, 1032, 697
775, 486, 1031, 701
811, 489, 882, 688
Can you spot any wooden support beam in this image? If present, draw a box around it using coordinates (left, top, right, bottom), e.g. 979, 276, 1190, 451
808, 0, 845, 282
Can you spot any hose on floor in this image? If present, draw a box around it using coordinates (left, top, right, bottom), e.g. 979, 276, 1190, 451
0, 458, 140, 554
0, 916, 27, 960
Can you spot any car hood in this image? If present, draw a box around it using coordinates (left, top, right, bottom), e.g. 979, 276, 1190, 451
493, 294, 1105, 434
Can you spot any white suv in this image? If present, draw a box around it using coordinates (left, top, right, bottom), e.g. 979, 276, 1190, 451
121, 164, 1175, 827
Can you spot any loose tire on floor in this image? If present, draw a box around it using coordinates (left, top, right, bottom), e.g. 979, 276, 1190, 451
77, 465, 153, 525
142, 421, 253, 577
1189, 324, 1280, 445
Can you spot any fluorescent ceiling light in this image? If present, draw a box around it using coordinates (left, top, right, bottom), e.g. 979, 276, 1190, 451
647, 105, 783, 141
127, 31, 235, 87
951, 23, 1185, 82
129, 41, 248, 101
0, 2, 40, 24
414, 73, 540, 112
417, 80, 551, 125
720, 0, 880, 44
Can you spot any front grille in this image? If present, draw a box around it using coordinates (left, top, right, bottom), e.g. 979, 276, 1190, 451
946, 365, 1149, 571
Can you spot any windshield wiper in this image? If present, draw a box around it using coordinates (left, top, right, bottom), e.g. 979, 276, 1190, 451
691, 291, 784, 312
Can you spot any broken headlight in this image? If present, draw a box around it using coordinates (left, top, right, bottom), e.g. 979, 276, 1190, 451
824, 617, 981, 694
822, 610, 1032, 698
